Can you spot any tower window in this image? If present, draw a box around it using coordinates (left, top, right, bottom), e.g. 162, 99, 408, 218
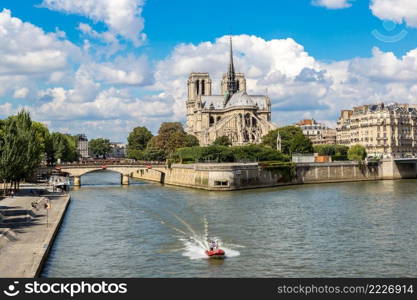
196, 80, 200, 95
202, 80, 205, 95
236, 80, 240, 91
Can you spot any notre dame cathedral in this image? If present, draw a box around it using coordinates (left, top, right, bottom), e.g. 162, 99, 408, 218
185, 37, 276, 146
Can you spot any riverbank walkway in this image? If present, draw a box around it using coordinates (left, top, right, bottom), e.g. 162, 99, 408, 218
0, 186, 70, 277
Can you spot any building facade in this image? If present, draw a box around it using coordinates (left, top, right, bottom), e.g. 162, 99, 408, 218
185, 38, 276, 146
109, 142, 127, 159
76, 134, 89, 158
296, 119, 337, 145
336, 103, 417, 158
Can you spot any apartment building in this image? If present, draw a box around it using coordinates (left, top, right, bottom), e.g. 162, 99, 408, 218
336, 103, 417, 158
296, 119, 337, 145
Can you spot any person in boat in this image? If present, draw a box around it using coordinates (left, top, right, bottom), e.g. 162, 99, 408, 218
209, 240, 218, 251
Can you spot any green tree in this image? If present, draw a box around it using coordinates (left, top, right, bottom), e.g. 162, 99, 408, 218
89, 138, 112, 158
173, 145, 289, 163
348, 145, 367, 162
314, 144, 349, 160
127, 126, 153, 158
148, 122, 198, 155
314, 144, 337, 156
50, 133, 78, 163
184, 134, 200, 147
127, 149, 144, 161
32, 122, 53, 164
212, 136, 232, 147
142, 147, 166, 161
262, 126, 313, 155
0, 110, 45, 194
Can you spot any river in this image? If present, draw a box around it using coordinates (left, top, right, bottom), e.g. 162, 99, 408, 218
42, 171, 417, 277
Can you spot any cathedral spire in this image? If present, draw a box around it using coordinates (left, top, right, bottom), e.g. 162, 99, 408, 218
228, 36, 236, 80
225, 36, 238, 106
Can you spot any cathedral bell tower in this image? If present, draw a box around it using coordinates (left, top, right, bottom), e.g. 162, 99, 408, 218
186, 73, 212, 133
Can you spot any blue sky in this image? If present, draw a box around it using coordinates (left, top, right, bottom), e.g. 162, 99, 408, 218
1, 0, 417, 141
5, 0, 416, 60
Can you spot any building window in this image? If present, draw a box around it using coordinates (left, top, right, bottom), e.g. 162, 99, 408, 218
214, 180, 229, 186
195, 80, 200, 95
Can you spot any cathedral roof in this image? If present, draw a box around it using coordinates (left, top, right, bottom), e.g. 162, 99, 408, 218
201, 93, 269, 110
225, 91, 256, 108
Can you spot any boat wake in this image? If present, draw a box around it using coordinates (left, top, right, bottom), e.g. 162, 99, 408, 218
140, 206, 242, 260
172, 215, 241, 260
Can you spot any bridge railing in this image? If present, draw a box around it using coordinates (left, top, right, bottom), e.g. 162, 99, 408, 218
56, 160, 166, 167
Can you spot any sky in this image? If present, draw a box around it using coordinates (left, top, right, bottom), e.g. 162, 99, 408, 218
2, 0, 417, 141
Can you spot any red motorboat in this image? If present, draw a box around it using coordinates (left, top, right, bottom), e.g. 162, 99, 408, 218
205, 248, 226, 259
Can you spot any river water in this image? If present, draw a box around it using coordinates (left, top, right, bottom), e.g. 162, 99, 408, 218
42, 171, 417, 277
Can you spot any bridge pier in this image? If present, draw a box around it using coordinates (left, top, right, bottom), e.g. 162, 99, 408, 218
121, 174, 130, 185
73, 176, 81, 186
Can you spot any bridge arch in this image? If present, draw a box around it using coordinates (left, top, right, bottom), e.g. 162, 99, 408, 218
56, 164, 167, 187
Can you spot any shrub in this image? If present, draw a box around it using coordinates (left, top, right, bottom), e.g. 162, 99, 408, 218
314, 144, 349, 157
173, 145, 289, 163
212, 136, 232, 147
348, 144, 367, 162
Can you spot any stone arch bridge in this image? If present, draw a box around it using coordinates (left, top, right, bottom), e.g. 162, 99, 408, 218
56, 164, 167, 186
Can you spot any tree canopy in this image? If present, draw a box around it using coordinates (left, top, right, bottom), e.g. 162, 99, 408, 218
89, 138, 112, 158
0, 110, 49, 194
50, 132, 78, 163
262, 126, 314, 155
127, 126, 153, 152
348, 144, 367, 162
173, 144, 289, 163
212, 136, 232, 147
147, 122, 199, 156
313, 144, 349, 160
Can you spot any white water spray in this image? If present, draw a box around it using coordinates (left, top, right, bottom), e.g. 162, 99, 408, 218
141, 207, 242, 260
173, 215, 241, 260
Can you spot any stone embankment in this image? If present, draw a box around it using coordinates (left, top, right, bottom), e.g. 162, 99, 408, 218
131, 159, 417, 191
0, 186, 70, 278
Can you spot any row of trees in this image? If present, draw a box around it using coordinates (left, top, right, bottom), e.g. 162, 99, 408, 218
126, 123, 369, 163
126, 124, 313, 162
127, 123, 199, 161
0, 111, 79, 194
173, 144, 289, 163
314, 144, 367, 162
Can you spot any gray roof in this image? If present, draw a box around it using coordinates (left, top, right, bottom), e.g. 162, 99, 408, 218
201, 92, 268, 110
201, 96, 224, 109
226, 91, 255, 108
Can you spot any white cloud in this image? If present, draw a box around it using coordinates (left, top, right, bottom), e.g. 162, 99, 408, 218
370, 0, 417, 27
82, 55, 154, 86
41, 0, 146, 46
13, 87, 29, 99
312, 0, 353, 9
348, 47, 417, 82
0, 9, 80, 76
4, 18, 417, 142
0, 103, 14, 118
154, 34, 417, 128
155, 35, 328, 122
29, 86, 175, 139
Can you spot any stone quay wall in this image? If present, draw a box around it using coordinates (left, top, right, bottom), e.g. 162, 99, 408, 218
131, 159, 415, 191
